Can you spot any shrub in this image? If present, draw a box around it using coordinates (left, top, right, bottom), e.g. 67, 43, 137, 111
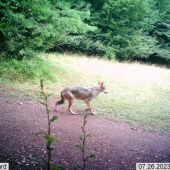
0, 57, 58, 83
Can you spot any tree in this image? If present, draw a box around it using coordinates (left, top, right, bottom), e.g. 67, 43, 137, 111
0, 0, 95, 59
84, 0, 158, 59
150, 0, 170, 63
1, 0, 170, 64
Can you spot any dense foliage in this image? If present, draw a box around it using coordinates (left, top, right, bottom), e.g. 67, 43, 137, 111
0, 0, 170, 63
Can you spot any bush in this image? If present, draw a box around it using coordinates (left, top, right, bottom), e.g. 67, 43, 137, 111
0, 57, 58, 83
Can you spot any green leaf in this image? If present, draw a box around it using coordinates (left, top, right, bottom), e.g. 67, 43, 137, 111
50, 115, 58, 122
36, 132, 48, 136
47, 109, 51, 114
47, 159, 53, 165
81, 127, 85, 131
47, 93, 53, 98
47, 145, 55, 151
51, 166, 60, 170
40, 91, 44, 95
85, 154, 96, 161
47, 141, 50, 146
79, 135, 85, 141
34, 155, 48, 164
39, 101, 47, 106
86, 134, 92, 138
40, 157, 48, 163
84, 120, 87, 125
45, 135, 56, 142
34, 156, 52, 164
75, 164, 83, 169
76, 145, 86, 151
33, 154, 39, 158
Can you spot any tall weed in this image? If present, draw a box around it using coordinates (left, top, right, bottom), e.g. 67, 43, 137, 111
76, 114, 96, 170
34, 80, 59, 170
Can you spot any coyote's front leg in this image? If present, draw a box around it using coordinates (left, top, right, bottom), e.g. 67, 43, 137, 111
86, 101, 97, 115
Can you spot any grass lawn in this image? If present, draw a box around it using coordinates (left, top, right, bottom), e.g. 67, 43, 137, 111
1, 53, 170, 134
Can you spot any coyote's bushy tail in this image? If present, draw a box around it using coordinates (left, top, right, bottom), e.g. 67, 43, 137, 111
57, 92, 64, 105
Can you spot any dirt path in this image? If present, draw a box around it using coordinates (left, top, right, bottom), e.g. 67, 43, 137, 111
0, 94, 170, 170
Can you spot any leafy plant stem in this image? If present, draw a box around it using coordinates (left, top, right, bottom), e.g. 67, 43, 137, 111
82, 115, 86, 169
76, 114, 96, 170
38, 79, 58, 170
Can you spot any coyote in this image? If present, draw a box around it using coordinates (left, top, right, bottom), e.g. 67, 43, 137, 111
55, 82, 108, 115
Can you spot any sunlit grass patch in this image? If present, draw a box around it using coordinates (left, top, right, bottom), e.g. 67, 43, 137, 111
47, 53, 170, 134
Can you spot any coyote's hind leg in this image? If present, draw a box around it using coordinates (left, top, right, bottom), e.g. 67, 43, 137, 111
54, 100, 62, 111
68, 99, 77, 115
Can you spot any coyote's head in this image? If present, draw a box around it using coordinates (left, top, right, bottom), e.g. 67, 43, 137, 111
98, 81, 108, 93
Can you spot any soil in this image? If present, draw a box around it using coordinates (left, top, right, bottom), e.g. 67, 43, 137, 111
0, 93, 170, 170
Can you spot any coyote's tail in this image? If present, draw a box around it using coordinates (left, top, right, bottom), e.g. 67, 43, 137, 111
57, 92, 64, 105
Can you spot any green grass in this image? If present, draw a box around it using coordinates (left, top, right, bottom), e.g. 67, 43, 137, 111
0, 56, 59, 83
1, 53, 170, 134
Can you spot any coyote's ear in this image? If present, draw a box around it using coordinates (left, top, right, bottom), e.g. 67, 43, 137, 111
101, 82, 104, 86
98, 81, 101, 85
